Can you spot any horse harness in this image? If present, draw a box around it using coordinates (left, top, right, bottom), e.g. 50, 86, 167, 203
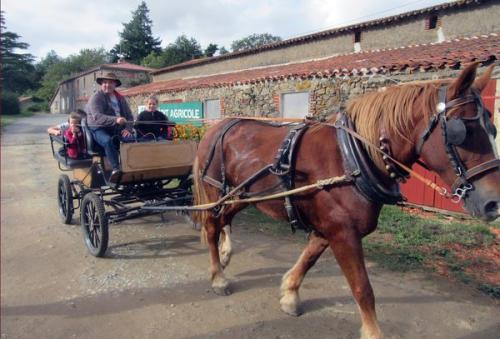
416, 85, 500, 201
200, 119, 335, 233
199, 85, 499, 231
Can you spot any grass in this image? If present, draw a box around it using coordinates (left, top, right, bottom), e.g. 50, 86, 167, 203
365, 206, 498, 297
234, 205, 499, 298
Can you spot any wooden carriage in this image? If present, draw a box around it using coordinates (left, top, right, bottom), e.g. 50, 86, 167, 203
50, 123, 197, 257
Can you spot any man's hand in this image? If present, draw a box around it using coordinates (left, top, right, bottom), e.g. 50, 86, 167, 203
121, 129, 132, 138
116, 117, 127, 125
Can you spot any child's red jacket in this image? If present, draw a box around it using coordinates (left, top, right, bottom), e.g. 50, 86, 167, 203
64, 129, 86, 159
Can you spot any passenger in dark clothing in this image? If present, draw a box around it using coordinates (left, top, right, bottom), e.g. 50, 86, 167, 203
85, 72, 134, 182
135, 95, 172, 140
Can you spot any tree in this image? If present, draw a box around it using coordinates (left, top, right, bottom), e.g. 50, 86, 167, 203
230, 33, 282, 52
218, 46, 229, 55
36, 48, 110, 102
110, 1, 161, 64
0, 11, 36, 94
141, 52, 165, 69
204, 43, 218, 57
164, 35, 203, 66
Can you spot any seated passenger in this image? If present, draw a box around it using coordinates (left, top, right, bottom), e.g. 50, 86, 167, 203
135, 95, 171, 140
86, 72, 134, 182
64, 111, 87, 159
48, 109, 86, 136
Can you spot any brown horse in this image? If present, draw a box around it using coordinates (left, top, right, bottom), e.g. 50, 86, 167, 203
192, 63, 499, 339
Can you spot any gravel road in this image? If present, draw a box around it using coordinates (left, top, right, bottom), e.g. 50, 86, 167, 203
1, 113, 498, 339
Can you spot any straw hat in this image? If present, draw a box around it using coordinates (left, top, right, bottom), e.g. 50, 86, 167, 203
96, 72, 122, 87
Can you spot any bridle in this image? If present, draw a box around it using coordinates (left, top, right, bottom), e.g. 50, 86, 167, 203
416, 85, 500, 202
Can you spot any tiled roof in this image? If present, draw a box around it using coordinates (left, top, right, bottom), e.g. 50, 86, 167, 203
59, 61, 153, 84
151, 0, 493, 75
121, 34, 500, 97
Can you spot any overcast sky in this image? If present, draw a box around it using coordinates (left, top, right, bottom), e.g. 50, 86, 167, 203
3, 0, 453, 61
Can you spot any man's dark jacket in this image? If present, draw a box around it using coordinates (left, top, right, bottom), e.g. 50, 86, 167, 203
86, 90, 133, 130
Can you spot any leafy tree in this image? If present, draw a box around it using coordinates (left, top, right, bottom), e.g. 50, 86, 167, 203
164, 35, 203, 66
110, 1, 161, 64
204, 43, 218, 57
0, 11, 36, 94
66, 47, 111, 71
142, 52, 165, 69
230, 33, 282, 52
142, 36, 210, 68
36, 48, 110, 102
34, 50, 62, 84
218, 46, 229, 55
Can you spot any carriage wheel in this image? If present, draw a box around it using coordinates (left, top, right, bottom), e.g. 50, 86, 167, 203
57, 174, 73, 224
80, 193, 108, 257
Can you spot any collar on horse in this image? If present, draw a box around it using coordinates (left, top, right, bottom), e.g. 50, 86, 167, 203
416, 85, 500, 202
336, 113, 403, 204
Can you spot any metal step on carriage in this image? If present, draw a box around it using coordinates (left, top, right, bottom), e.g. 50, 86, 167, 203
49, 120, 198, 257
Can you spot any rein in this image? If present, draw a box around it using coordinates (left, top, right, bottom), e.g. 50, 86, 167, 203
144, 172, 355, 212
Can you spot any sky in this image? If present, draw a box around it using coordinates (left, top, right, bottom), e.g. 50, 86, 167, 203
3, 0, 454, 61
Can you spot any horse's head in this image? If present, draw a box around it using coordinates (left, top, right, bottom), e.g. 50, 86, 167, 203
416, 63, 499, 221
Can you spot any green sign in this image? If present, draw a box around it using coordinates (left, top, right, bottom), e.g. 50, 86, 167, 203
137, 101, 204, 126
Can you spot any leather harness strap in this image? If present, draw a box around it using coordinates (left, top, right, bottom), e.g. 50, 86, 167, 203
452, 158, 500, 191
415, 85, 500, 202
200, 119, 311, 232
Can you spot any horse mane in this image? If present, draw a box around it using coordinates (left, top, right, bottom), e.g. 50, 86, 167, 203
324, 79, 450, 171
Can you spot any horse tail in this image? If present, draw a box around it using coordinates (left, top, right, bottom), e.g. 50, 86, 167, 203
192, 156, 209, 244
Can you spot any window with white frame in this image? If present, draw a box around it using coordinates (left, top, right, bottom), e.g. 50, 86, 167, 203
204, 99, 221, 120
282, 92, 309, 119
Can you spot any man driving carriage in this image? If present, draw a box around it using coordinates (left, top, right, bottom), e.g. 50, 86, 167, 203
86, 71, 134, 183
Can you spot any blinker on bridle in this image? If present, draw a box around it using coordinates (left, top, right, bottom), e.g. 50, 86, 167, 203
416, 85, 500, 203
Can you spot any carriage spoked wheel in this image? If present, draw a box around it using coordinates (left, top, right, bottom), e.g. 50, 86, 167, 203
80, 193, 109, 257
57, 174, 73, 224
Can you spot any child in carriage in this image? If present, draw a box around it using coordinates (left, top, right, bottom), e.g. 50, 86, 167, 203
135, 95, 173, 141
47, 109, 86, 136
63, 111, 87, 159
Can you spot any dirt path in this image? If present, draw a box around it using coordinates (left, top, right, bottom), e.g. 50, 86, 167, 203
1, 114, 499, 339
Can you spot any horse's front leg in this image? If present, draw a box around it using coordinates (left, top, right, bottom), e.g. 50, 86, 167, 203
280, 231, 329, 316
329, 230, 382, 339
219, 225, 232, 269
205, 219, 231, 295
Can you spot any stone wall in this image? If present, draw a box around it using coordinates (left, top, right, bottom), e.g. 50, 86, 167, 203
128, 69, 463, 120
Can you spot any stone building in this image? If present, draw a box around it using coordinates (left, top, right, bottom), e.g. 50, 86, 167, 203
122, 0, 499, 122
120, 0, 499, 213
49, 60, 152, 114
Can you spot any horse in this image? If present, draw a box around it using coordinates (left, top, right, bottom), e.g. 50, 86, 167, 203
191, 62, 499, 339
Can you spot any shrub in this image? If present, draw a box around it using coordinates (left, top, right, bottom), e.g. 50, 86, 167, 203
31, 96, 44, 103
1, 92, 21, 115
27, 104, 44, 112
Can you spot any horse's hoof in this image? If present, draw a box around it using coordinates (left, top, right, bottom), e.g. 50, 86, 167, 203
280, 303, 302, 317
212, 285, 231, 296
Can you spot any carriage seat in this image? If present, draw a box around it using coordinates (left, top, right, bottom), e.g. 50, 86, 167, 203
81, 118, 104, 155
49, 134, 93, 169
